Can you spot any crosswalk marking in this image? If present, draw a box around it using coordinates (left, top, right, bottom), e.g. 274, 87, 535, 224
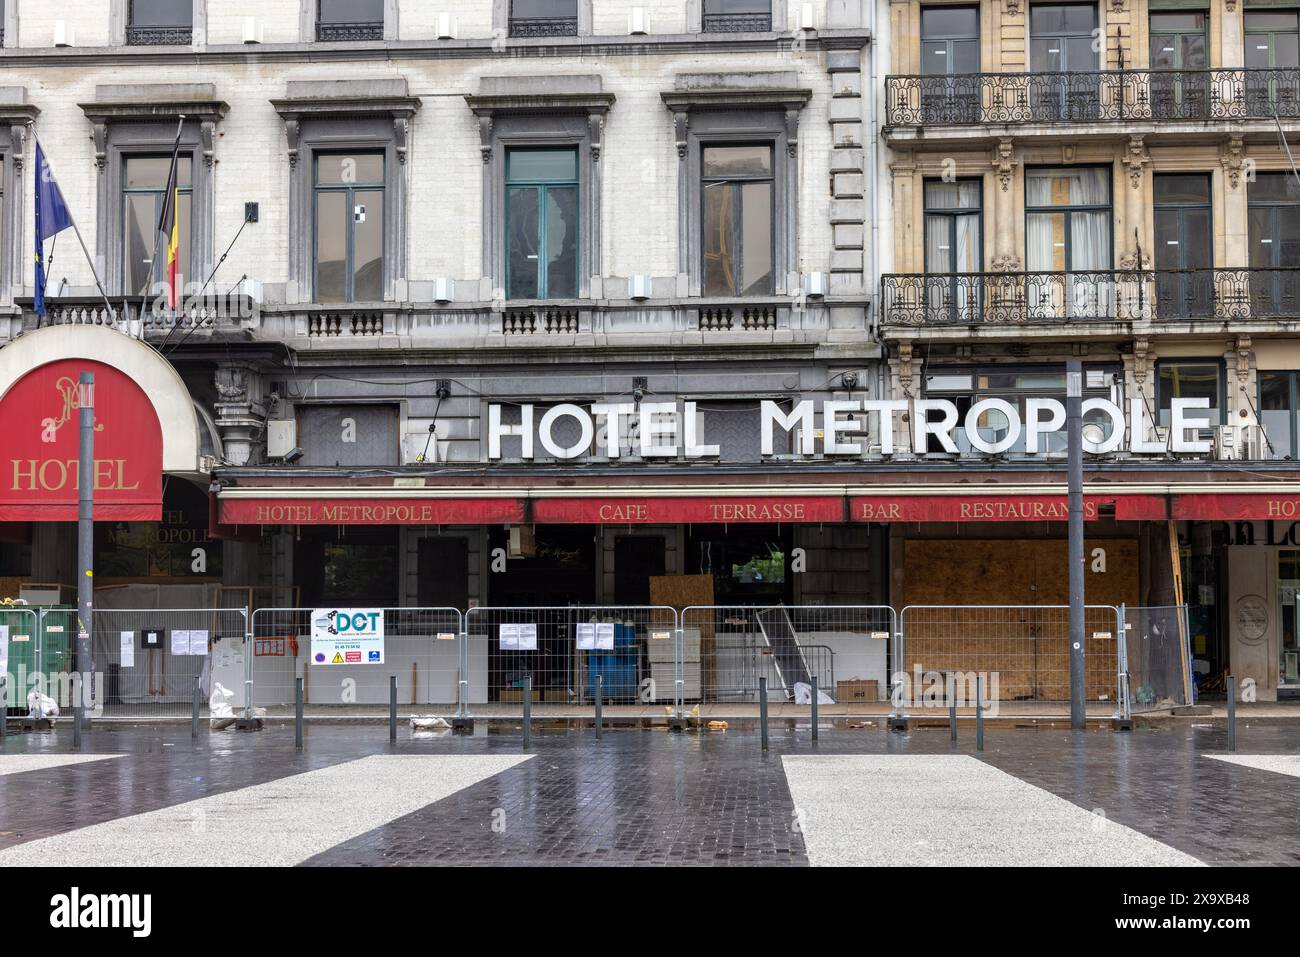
0, 754, 122, 776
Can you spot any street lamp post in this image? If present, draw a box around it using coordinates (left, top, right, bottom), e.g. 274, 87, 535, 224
74, 371, 95, 747
1066, 360, 1085, 730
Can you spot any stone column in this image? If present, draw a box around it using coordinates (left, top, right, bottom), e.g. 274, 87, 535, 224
991, 138, 1020, 271
214, 363, 265, 466
1119, 135, 1151, 269
1220, 136, 1249, 268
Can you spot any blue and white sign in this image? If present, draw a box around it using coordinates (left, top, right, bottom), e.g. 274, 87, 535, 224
310, 608, 385, 665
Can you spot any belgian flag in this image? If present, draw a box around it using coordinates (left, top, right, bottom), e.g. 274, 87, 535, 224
156, 131, 183, 310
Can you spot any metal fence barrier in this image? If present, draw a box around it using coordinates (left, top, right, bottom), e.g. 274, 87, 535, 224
1, 607, 40, 717
247, 608, 463, 714
898, 604, 1126, 718
463, 606, 679, 718
679, 605, 898, 716
1123, 605, 1194, 713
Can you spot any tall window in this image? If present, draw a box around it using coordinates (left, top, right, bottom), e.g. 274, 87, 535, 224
1261, 370, 1300, 459
317, 0, 384, 41
127, 0, 192, 45
1149, 11, 1209, 118
703, 0, 772, 33
1248, 172, 1300, 316
702, 145, 774, 297
509, 0, 578, 37
1025, 167, 1111, 317
1156, 360, 1223, 430
123, 155, 191, 297
920, 6, 981, 123
1245, 12, 1300, 115
314, 153, 385, 303
924, 179, 982, 323
1, 0, 7, 47
506, 148, 579, 300
1030, 4, 1100, 120
1153, 173, 1212, 318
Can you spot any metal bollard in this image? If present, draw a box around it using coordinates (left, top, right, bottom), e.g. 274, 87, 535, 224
192, 675, 200, 739
72, 674, 82, 750
1226, 674, 1237, 753
389, 675, 397, 742
975, 675, 985, 752
948, 676, 957, 743
295, 677, 304, 750
0, 677, 6, 744
759, 676, 769, 752
595, 673, 603, 740
522, 675, 532, 750
811, 675, 819, 742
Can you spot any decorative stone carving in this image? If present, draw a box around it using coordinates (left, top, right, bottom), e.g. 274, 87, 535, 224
394, 116, 410, 165
1132, 337, 1150, 385
588, 112, 604, 162
477, 114, 493, 164
1220, 135, 1246, 189
992, 137, 1017, 192
213, 363, 265, 468
991, 255, 1022, 272
1004, 0, 1022, 16
1121, 135, 1149, 190
673, 110, 689, 159
284, 118, 300, 169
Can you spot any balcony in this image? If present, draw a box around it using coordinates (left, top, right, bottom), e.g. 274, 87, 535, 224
885, 68, 1300, 129
316, 20, 385, 42
881, 268, 1300, 329
125, 24, 193, 45
702, 13, 772, 32
508, 17, 579, 38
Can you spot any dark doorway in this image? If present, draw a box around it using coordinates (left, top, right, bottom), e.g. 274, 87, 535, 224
686, 525, 793, 605
417, 537, 470, 609
296, 526, 399, 607
487, 525, 597, 605
614, 535, 666, 605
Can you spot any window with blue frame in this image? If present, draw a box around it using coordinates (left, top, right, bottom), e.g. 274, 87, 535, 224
506, 148, 579, 300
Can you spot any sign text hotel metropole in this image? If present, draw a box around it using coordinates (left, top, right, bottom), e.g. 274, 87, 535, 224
485, 396, 1218, 460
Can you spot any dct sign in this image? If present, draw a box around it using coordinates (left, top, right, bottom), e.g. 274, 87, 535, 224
0, 359, 163, 521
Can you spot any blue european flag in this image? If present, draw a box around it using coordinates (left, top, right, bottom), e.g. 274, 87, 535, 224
34, 141, 73, 318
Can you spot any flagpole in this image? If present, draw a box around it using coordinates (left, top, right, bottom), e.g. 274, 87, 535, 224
31, 129, 118, 328
145, 115, 186, 348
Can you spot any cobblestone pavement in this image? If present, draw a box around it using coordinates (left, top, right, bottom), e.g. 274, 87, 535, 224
0, 720, 1296, 866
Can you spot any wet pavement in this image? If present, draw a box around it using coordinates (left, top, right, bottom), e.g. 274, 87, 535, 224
0, 720, 1296, 866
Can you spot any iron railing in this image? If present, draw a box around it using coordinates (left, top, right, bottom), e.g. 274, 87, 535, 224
508, 16, 579, 37
316, 20, 385, 41
882, 268, 1300, 326
702, 12, 773, 32
125, 24, 193, 45
885, 68, 1300, 126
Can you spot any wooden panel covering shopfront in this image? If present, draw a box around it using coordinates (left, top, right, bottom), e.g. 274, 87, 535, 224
900, 539, 1140, 701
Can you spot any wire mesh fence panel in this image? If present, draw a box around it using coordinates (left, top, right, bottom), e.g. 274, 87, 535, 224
679, 606, 897, 711
249, 608, 463, 714
898, 605, 1123, 712
1, 607, 39, 716
1125, 605, 1193, 712
88, 608, 248, 718
463, 607, 679, 717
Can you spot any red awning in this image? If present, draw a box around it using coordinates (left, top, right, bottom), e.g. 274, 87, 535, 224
531, 496, 846, 524
1172, 493, 1300, 521
849, 494, 1169, 523
217, 497, 528, 526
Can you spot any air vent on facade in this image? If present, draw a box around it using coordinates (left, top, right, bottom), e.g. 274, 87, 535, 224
53, 20, 75, 47
242, 17, 263, 43
438, 13, 457, 39
629, 7, 647, 34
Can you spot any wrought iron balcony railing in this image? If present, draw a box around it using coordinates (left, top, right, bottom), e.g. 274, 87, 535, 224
881, 268, 1300, 327
125, 24, 193, 45
316, 20, 385, 41
885, 69, 1300, 127
702, 12, 773, 32
508, 16, 579, 37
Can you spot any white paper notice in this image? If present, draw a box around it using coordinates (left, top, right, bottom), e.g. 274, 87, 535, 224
575, 622, 596, 650
0, 624, 8, 674
499, 624, 519, 651
120, 631, 135, 668
595, 623, 615, 651
171, 630, 190, 655
515, 623, 538, 652
189, 630, 210, 655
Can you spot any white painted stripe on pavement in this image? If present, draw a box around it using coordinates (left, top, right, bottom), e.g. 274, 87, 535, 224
0, 754, 122, 776
0, 754, 529, 867
783, 754, 1202, 867
1205, 754, 1300, 778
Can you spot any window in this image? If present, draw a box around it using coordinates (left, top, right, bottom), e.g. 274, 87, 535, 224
1025, 167, 1111, 317
1248, 172, 1300, 316
1, 0, 7, 48
919, 7, 981, 122
1246, 12, 1300, 115
1261, 371, 1300, 459
1149, 11, 1209, 118
505, 148, 579, 300
703, 0, 772, 33
317, 0, 384, 41
702, 145, 774, 297
1156, 360, 1223, 430
925, 365, 1121, 456
509, 0, 578, 37
1153, 173, 1212, 318
1030, 4, 1098, 71
127, 0, 192, 45
923, 179, 982, 322
123, 155, 192, 298
314, 153, 385, 303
